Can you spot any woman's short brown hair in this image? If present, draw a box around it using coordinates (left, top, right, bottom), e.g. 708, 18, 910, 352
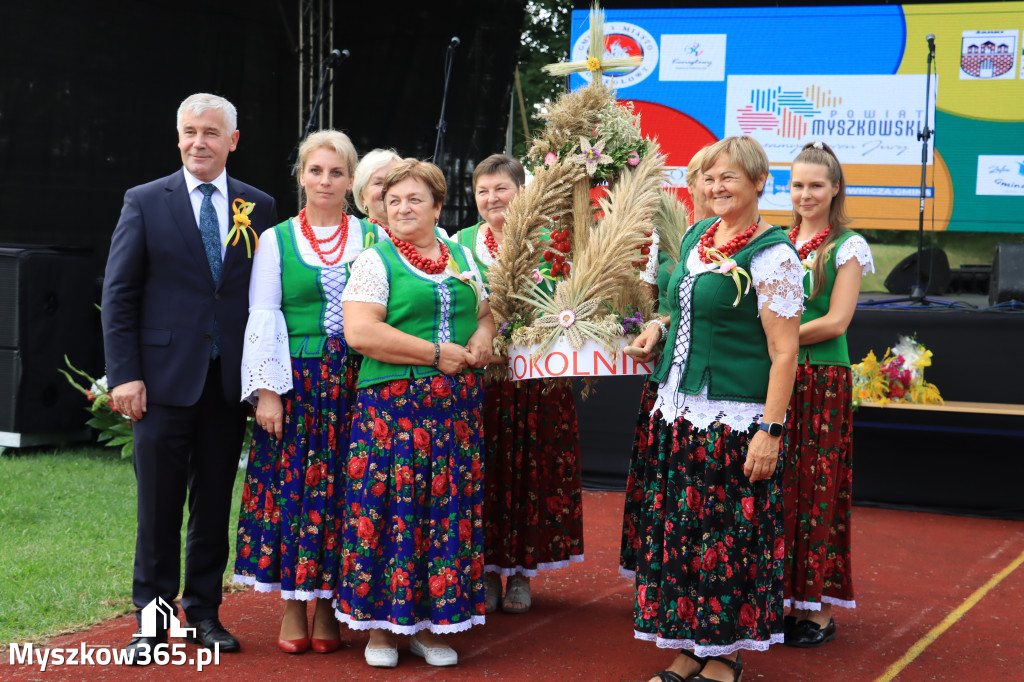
703, 136, 770, 197
382, 158, 447, 207
472, 153, 526, 190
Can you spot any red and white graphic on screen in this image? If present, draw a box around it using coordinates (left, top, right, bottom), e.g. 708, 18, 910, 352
604, 34, 642, 70
961, 40, 1013, 78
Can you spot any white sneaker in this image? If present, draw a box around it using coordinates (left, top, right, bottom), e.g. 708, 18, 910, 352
410, 635, 458, 666
364, 642, 398, 668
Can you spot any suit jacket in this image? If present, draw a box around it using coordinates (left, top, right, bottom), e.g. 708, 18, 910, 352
101, 170, 278, 406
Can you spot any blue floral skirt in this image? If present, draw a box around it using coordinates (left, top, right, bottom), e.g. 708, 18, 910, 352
631, 411, 786, 657
334, 372, 486, 635
233, 339, 359, 600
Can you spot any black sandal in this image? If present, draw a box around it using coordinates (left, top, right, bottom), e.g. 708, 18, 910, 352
692, 654, 743, 682
649, 650, 707, 682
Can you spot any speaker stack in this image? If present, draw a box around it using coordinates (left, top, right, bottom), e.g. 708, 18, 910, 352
989, 243, 1024, 305
0, 246, 100, 446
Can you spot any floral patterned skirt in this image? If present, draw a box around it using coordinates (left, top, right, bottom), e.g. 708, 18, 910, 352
482, 377, 583, 576
631, 411, 786, 657
782, 362, 856, 611
620, 380, 659, 576
234, 340, 358, 600
334, 373, 486, 635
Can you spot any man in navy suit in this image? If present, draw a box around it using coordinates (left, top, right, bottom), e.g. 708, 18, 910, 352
101, 93, 277, 661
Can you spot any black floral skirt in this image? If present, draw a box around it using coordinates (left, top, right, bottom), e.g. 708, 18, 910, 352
630, 410, 786, 656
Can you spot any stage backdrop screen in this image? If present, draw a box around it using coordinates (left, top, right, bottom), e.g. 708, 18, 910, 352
568, 3, 1024, 233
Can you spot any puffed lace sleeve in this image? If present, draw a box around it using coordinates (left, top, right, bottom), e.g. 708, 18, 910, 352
240, 227, 293, 403
341, 249, 389, 306
835, 234, 875, 276
751, 243, 804, 319
640, 229, 659, 285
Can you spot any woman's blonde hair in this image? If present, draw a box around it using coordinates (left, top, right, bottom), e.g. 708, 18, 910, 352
295, 130, 358, 207
790, 141, 851, 299
702, 136, 770, 197
352, 148, 402, 215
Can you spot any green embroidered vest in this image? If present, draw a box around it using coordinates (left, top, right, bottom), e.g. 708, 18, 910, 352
356, 238, 481, 388
651, 220, 796, 402
277, 218, 380, 358
799, 230, 859, 367
456, 221, 490, 278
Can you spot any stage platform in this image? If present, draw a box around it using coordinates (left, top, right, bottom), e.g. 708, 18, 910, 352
7, 491, 1024, 681
575, 294, 1024, 519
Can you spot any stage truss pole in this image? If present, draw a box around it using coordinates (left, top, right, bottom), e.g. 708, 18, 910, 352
296, 0, 335, 153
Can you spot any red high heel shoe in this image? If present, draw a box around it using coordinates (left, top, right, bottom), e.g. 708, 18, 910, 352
277, 636, 310, 654
311, 637, 342, 654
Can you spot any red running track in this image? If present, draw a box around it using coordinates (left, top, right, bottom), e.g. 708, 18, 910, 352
4, 491, 1023, 681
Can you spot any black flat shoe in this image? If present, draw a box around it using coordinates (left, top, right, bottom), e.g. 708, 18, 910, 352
784, 614, 798, 637
649, 649, 707, 682
124, 630, 167, 666
692, 654, 743, 682
785, 618, 836, 648
184, 617, 240, 652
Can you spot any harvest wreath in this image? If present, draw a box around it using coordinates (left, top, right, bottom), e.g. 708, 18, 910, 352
487, 3, 687, 381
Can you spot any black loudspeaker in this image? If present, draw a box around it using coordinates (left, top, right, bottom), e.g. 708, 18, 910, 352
884, 247, 952, 296
989, 243, 1024, 305
0, 246, 100, 434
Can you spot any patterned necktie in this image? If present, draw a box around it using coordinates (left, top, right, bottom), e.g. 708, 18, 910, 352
198, 183, 221, 359
198, 183, 222, 283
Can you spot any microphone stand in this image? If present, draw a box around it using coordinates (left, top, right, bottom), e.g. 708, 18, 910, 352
433, 40, 459, 164
861, 37, 954, 308
910, 40, 935, 302
289, 51, 347, 176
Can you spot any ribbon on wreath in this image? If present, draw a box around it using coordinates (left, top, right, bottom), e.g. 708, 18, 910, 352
704, 247, 752, 307
225, 198, 259, 257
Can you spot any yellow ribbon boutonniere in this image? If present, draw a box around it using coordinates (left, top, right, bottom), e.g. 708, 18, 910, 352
225, 198, 258, 257
704, 247, 752, 307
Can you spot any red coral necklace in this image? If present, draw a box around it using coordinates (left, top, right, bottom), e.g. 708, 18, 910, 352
483, 225, 501, 258
393, 236, 450, 274
789, 224, 831, 260
298, 207, 349, 266
368, 217, 393, 239
697, 217, 760, 263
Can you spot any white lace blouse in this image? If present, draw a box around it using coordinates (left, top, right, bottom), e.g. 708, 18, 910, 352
341, 241, 488, 329
797, 233, 875, 278
651, 241, 804, 430
240, 217, 381, 403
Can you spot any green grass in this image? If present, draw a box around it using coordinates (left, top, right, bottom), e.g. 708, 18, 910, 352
0, 446, 245, 647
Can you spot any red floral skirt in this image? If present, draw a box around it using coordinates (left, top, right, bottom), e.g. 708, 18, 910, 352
482, 377, 583, 575
781, 362, 856, 610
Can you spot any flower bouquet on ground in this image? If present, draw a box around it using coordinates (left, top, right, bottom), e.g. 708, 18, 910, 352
59, 356, 134, 457
852, 335, 943, 407
488, 3, 670, 383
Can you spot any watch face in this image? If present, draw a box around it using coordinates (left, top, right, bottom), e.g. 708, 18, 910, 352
769, 422, 783, 437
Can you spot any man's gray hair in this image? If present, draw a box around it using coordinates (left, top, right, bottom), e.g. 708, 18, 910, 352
176, 93, 238, 133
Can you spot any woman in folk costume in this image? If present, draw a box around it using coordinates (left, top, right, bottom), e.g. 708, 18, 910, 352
782, 141, 873, 648
621, 145, 712, 576
353, 147, 449, 239
457, 153, 597, 615
628, 136, 802, 682
337, 159, 495, 668
234, 130, 386, 654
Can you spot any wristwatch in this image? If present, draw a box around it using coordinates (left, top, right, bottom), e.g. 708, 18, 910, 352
758, 421, 784, 437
